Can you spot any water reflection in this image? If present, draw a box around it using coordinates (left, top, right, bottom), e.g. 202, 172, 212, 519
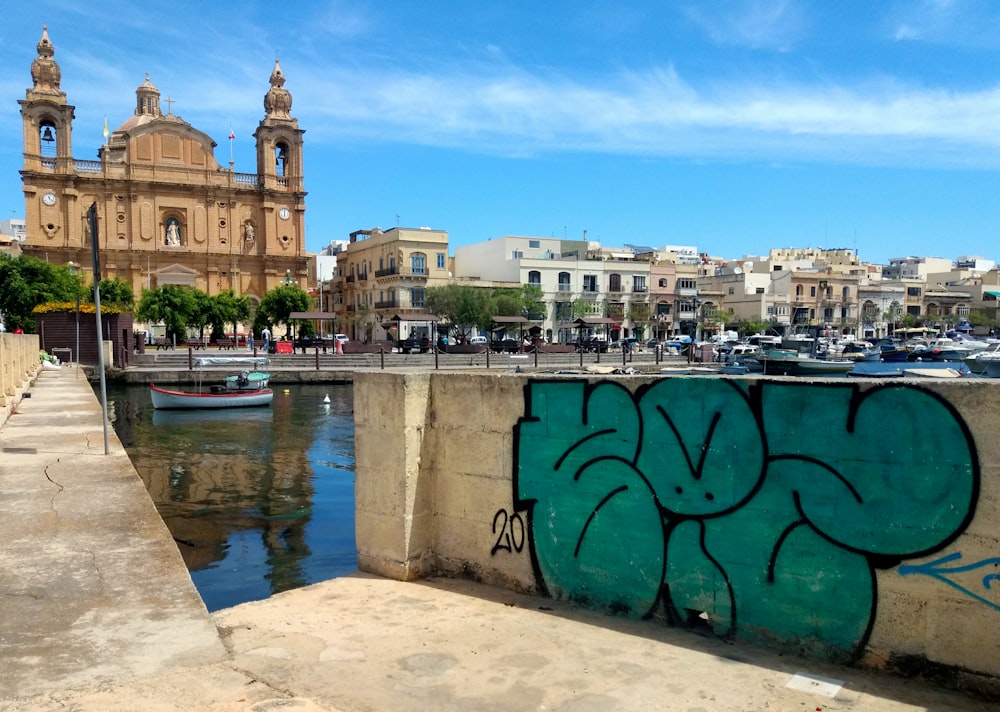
106, 383, 356, 611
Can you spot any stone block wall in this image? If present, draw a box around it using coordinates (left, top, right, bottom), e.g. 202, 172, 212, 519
0, 332, 41, 425
353, 372, 1000, 694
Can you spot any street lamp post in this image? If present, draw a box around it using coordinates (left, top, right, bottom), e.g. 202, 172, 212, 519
284, 269, 294, 342
68, 261, 80, 378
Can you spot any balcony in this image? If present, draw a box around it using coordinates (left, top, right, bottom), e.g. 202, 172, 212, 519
557, 284, 572, 292
375, 266, 398, 278
346, 275, 356, 283
632, 286, 648, 293
375, 300, 398, 309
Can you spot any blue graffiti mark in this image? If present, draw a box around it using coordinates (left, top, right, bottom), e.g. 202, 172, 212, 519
899, 553, 1000, 612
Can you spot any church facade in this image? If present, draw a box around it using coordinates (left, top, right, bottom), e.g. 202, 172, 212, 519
18, 27, 311, 305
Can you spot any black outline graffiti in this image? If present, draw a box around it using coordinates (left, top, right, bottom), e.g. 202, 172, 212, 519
512, 377, 981, 662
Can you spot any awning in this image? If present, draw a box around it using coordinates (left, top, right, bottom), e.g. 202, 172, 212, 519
388, 313, 440, 322
985, 290, 1000, 298
290, 312, 338, 320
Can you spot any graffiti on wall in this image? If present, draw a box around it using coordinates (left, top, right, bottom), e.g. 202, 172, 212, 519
512, 378, 979, 661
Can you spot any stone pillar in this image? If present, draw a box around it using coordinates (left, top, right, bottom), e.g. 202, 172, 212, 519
353, 372, 436, 580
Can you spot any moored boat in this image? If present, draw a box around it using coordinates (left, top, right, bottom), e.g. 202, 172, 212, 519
150, 383, 273, 409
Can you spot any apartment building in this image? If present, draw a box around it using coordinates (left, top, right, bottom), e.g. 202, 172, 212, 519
332, 227, 450, 341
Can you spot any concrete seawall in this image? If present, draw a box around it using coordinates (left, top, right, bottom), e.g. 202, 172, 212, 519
4, 365, 999, 710
353, 371, 1000, 697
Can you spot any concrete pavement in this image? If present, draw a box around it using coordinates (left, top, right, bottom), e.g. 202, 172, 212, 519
2, 365, 997, 711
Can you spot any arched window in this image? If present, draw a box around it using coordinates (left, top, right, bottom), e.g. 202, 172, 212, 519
658, 278, 668, 288
411, 253, 426, 275
842, 286, 850, 300
275, 142, 289, 176
39, 121, 57, 159
558, 272, 571, 291
795, 284, 803, 297
528, 270, 541, 286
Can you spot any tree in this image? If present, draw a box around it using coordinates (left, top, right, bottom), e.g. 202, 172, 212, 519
209, 290, 252, 341
426, 284, 493, 335
135, 285, 200, 342
571, 299, 594, 319
627, 301, 651, 338
97, 278, 135, 311
256, 284, 310, 340
0, 255, 80, 332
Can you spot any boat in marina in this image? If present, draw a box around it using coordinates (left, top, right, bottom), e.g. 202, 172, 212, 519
149, 357, 273, 410
756, 347, 855, 376
150, 383, 274, 409
964, 343, 1000, 374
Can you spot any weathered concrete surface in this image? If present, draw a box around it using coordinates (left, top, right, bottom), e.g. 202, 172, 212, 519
0, 366, 227, 704
10, 573, 998, 711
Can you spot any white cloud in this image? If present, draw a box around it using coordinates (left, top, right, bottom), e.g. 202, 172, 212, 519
681, 0, 806, 51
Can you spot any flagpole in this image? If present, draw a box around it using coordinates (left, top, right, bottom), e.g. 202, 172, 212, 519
228, 125, 234, 168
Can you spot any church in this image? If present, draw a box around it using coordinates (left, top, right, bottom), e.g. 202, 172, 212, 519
18, 26, 311, 305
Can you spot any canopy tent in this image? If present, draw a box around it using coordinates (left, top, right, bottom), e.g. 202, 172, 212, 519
489, 315, 531, 344
556, 317, 620, 344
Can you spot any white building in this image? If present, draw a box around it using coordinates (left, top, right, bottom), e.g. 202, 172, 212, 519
454, 236, 654, 342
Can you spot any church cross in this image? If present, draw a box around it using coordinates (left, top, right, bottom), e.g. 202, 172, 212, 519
165, 96, 175, 114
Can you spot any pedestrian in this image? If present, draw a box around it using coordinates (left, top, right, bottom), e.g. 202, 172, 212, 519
261, 327, 271, 353
247, 330, 254, 351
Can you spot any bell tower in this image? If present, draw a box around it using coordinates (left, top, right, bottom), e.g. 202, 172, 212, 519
19, 26, 75, 175
254, 58, 306, 264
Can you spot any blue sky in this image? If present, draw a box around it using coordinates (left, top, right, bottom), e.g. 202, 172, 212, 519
4, 0, 1000, 265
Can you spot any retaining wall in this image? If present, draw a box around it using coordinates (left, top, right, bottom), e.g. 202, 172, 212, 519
354, 371, 1000, 696
0, 332, 41, 426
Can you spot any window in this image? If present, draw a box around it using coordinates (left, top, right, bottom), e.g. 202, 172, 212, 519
656, 301, 671, 315
677, 278, 696, 290
275, 142, 289, 177
907, 286, 922, 297
437, 253, 446, 269
609, 274, 622, 292
756, 287, 765, 295
527, 270, 541, 286
632, 276, 647, 293
512, 250, 523, 259
795, 284, 803, 297
810, 286, 816, 297
658, 278, 668, 288
583, 274, 598, 292
558, 272, 571, 292
528, 239, 540, 248
842, 286, 850, 300
411, 288, 426, 308
824, 308, 834, 321
411, 254, 426, 275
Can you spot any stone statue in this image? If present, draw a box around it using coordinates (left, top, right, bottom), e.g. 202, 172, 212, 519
165, 221, 180, 246
243, 221, 255, 243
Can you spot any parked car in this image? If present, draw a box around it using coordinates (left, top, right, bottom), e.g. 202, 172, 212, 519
469, 335, 488, 345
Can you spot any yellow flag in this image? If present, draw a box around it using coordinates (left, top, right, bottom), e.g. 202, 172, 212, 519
103, 115, 109, 139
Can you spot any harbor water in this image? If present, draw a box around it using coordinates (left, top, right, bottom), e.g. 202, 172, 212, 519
105, 383, 357, 611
